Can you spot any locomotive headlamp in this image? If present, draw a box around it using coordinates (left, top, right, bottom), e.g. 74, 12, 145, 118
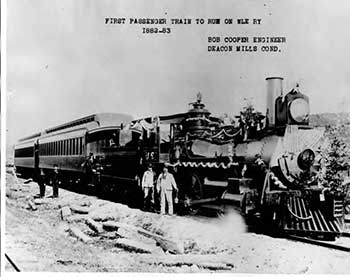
289, 98, 309, 123
297, 149, 315, 171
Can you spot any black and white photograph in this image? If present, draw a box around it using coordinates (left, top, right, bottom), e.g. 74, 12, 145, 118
3, 0, 350, 274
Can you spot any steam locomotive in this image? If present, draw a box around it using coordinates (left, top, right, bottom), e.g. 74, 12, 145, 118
14, 77, 345, 239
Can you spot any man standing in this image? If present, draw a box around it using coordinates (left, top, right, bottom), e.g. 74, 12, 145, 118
37, 168, 46, 198
141, 164, 155, 210
156, 164, 178, 215
81, 152, 95, 185
52, 164, 61, 198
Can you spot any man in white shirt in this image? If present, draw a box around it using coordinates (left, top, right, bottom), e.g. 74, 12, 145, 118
141, 164, 155, 209
156, 164, 178, 215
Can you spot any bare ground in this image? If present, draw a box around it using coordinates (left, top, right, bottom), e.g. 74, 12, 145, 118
5, 172, 350, 273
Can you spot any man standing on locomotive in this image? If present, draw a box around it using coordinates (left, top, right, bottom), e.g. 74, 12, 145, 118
141, 164, 155, 210
156, 164, 178, 215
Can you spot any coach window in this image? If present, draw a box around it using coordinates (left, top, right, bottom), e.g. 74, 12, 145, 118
74, 138, 77, 155
79, 137, 83, 154
72, 139, 75, 155
76, 138, 79, 155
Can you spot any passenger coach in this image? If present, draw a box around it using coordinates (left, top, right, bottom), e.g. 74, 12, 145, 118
14, 113, 138, 195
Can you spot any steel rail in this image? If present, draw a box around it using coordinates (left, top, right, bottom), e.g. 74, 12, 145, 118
287, 235, 350, 252
5, 253, 21, 272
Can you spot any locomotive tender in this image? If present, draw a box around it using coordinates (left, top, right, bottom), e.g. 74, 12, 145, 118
14, 77, 345, 239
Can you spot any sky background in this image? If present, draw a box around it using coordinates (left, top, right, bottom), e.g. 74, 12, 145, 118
6, 0, 350, 145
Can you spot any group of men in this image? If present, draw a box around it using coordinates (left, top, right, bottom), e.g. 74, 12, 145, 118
36, 164, 61, 198
141, 163, 179, 215
35, 159, 179, 215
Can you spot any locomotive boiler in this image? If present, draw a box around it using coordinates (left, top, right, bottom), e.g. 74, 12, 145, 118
14, 77, 345, 239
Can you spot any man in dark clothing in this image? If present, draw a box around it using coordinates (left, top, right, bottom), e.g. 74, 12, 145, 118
81, 152, 94, 185
52, 164, 61, 198
37, 168, 46, 198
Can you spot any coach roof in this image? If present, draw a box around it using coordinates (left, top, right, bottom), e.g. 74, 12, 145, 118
18, 113, 133, 142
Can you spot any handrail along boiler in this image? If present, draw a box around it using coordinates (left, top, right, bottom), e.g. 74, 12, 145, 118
14, 77, 345, 239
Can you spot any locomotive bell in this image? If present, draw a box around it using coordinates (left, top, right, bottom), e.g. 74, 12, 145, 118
266, 77, 283, 126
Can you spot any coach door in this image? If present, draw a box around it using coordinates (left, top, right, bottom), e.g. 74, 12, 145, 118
142, 127, 159, 164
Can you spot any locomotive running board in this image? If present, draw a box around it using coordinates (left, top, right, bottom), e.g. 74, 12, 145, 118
283, 196, 342, 238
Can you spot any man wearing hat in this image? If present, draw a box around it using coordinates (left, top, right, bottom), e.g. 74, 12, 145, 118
156, 164, 178, 215
141, 164, 155, 210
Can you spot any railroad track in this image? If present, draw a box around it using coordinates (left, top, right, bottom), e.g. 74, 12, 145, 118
287, 232, 350, 252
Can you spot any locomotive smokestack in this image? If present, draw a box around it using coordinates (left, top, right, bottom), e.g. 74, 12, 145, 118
265, 77, 283, 126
